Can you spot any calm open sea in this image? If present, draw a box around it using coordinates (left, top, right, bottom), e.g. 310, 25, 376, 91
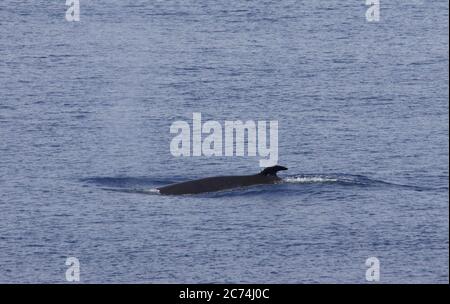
0, 0, 448, 283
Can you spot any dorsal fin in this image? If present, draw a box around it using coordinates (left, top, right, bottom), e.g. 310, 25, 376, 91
259, 165, 288, 176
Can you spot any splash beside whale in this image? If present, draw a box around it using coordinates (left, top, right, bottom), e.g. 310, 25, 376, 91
158, 165, 288, 195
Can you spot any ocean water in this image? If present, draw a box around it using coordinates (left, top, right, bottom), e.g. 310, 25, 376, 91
0, 0, 448, 283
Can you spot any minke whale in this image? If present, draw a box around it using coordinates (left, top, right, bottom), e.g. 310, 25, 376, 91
158, 165, 288, 195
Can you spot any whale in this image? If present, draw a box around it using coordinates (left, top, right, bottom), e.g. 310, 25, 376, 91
157, 165, 288, 195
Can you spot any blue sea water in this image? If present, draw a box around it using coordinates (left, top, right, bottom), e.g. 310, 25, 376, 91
0, 0, 448, 283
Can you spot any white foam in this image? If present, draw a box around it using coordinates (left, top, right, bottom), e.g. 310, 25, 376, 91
283, 176, 339, 183
142, 188, 160, 194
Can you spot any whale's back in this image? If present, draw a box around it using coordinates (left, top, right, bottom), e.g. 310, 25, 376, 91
158, 174, 277, 195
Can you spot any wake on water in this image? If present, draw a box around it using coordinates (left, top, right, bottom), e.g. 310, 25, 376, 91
283, 176, 339, 183
81, 173, 429, 195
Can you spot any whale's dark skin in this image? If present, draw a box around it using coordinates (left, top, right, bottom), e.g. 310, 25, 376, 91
158, 165, 288, 195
